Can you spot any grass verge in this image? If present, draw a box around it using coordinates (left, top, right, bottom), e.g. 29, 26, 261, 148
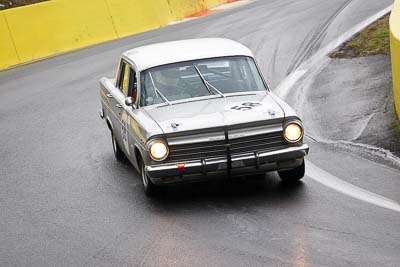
331, 15, 390, 58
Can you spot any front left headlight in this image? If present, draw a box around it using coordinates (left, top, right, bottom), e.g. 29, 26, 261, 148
148, 139, 169, 161
283, 122, 303, 143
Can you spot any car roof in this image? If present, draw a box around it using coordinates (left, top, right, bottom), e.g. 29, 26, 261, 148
122, 38, 254, 71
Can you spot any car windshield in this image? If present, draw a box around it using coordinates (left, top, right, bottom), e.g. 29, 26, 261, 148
140, 56, 267, 106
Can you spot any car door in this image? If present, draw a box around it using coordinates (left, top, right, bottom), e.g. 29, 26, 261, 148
111, 60, 131, 151
116, 60, 139, 162
124, 67, 139, 163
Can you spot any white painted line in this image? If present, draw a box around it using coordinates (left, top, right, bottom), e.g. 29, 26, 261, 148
273, 4, 400, 213
275, 5, 393, 99
168, 17, 197, 25
274, 69, 307, 99
306, 135, 400, 170
306, 160, 400, 213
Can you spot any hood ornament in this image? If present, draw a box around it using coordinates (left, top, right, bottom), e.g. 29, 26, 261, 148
268, 109, 276, 116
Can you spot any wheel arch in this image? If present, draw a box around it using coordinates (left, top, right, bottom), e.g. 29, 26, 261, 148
133, 145, 144, 172
105, 117, 113, 132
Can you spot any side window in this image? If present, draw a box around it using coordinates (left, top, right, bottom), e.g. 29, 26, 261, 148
118, 61, 137, 99
119, 62, 130, 96
129, 69, 137, 100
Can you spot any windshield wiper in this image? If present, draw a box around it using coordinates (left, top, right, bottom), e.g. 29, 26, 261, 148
194, 65, 225, 98
148, 72, 171, 105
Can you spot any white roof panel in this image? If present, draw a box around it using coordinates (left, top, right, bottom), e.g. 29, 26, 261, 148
122, 38, 254, 71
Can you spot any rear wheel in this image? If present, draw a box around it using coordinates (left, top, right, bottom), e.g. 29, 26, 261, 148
278, 160, 305, 183
139, 159, 158, 197
111, 131, 125, 162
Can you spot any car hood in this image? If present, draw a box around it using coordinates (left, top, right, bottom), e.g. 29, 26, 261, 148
143, 93, 285, 134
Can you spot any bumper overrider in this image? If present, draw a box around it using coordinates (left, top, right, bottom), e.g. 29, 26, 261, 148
146, 144, 309, 184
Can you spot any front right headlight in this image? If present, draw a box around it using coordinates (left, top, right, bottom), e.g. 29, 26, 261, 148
148, 139, 169, 161
283, 122, 303, 143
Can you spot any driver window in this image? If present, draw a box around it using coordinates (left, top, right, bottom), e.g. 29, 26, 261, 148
129, 68, 137, 100
119, 62, 130, 96
118, 61, 137, 99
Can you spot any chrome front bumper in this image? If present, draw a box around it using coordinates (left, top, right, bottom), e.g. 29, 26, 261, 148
146, 144, 309, 184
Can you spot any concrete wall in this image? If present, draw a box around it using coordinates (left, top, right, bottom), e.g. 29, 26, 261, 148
390, 0, 400, 118
0, 0, 230, 70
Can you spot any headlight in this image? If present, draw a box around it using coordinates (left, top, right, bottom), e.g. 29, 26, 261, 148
148, 140, 169, 161
283, 122, 303, 143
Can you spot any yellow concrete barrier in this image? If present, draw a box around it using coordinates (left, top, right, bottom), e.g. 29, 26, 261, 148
105, 0, 171, 38
168, 0, 204, 19
0, 0, 231, 70
204, 0, 230, 9
390, 0, 400, 118
4, 0, 117, 64
0, 12, 19, 69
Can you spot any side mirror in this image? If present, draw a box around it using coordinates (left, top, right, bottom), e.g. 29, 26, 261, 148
125, 97, 134, 107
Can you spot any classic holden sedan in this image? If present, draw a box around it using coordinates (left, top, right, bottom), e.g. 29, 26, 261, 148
99, 38, 309, 196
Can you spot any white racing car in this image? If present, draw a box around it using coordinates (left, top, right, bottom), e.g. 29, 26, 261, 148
99, 38, 309, 196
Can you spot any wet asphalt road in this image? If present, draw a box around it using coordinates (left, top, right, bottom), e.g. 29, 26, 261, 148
0, 0, 399, 266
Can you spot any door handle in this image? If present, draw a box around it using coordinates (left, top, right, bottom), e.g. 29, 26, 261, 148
116, 104, 123, 108
106, 94, 113, 98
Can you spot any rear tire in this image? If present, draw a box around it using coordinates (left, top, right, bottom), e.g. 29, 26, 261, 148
111, 131, 125, 162
278, 160, 305, 183
139, 159, 158, 198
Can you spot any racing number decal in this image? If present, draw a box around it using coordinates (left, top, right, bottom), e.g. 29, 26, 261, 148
121, 119, 128, 142
230, 102, 262, 111
121, 112, 130, 155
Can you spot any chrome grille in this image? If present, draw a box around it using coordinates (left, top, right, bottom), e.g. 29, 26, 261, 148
166, 130, 287, 163
230, 131, 287, 155
166, 139, 227, 162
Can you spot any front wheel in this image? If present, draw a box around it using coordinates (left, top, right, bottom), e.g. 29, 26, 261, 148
278, 160, 305, 183
139, 160, 158, 197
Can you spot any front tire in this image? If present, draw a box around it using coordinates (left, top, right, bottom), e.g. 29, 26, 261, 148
111, 131, 125, 162
139, 159, 158, 197
278, 160, 305, 183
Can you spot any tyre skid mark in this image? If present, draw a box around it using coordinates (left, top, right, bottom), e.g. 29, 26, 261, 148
275, 5, 393, 99
274, 5, 399, 213
286, 0, 355, 75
